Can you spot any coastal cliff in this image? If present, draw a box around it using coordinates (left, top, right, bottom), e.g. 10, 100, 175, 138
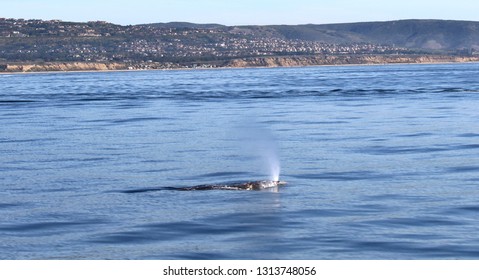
225, 55, 479, 68
2, 55, 478, 73
1, 62, 128, 72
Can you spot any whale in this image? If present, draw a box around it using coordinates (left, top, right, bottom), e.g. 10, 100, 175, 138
121, 180, 287, 193
176, 180, 287, 191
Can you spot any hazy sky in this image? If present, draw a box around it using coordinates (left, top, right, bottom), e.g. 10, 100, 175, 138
1, 0, 479, 25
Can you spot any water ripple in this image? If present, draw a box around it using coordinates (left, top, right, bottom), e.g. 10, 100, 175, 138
446, 166, 479, 173
0, 203, 20, 209
290, 171, 391, 181
364, 217, 464, 228
0, 219, 105, 235
92, 211, 281, 245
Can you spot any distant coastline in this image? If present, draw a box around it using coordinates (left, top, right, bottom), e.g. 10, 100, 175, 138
2, 18, 479, 74
1, 54, 479, 73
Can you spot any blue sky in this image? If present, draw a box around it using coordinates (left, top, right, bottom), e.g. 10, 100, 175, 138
1, 0, 479, 25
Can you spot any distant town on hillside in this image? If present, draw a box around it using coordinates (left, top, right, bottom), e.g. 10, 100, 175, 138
1, 18, 479, 71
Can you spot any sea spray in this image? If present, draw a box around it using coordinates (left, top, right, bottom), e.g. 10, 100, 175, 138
261, 138, 280, 182
234, 121, 281, 182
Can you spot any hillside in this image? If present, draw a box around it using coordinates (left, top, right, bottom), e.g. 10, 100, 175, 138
139, 19, 479, 50
140, 22, 225, 29
1, 18, 478, 71
268, 20, 479, 50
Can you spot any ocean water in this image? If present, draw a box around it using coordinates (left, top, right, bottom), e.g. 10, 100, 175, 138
1, 63, 479, 259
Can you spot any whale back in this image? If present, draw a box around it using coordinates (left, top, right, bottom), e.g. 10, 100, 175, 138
178, 180, 286, 191
121, 180, 287, 193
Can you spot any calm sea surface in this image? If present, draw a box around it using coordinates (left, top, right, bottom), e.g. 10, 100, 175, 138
2, 64, 479, 259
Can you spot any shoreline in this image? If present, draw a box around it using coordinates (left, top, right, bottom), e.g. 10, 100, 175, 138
1, 55, 479, 75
